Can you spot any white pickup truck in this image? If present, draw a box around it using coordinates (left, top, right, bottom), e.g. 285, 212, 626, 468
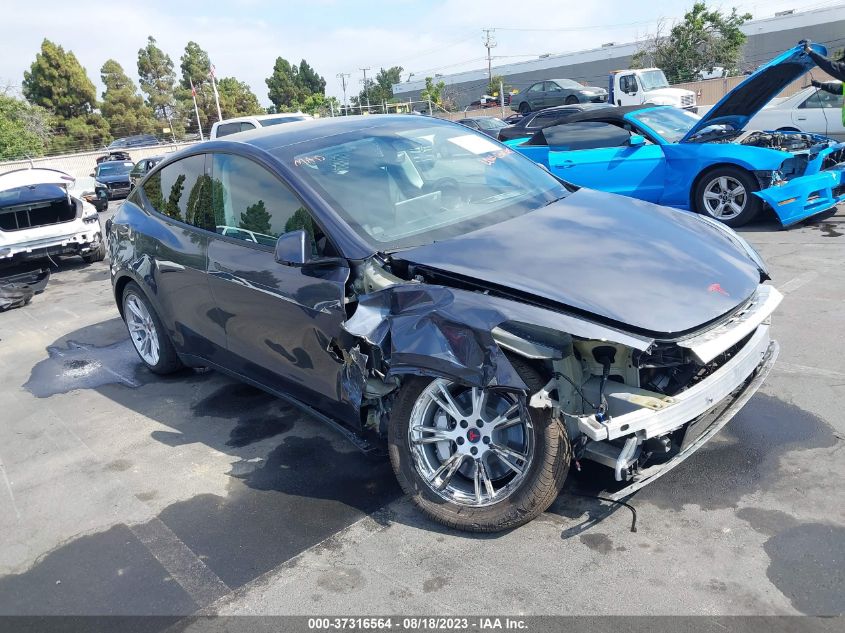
608, 68, 697, 110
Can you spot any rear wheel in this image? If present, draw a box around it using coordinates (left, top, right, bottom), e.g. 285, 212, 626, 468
694, 166, 761, 227
518, 101, 531, 115
121, 282, 183, 374
388, 357, 570, 532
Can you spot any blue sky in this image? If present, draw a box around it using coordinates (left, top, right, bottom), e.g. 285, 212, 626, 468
1, 0, 837, 107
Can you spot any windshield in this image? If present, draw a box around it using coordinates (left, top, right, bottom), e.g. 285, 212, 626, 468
627, 107, 703, 143
475, 118, 507, 130
280, 121, 569, 251
638, 70, 670, 91
554, 79, 581, 89
96, 162, 134, 176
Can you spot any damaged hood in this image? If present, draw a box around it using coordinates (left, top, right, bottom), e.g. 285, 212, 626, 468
681, 44, 824, 142
397, 189, 761, 336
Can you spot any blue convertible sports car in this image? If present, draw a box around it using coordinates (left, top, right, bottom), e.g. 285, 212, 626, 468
506, 45, 845, 227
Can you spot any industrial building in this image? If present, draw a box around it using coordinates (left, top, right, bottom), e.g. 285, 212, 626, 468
392, 4, 845, 109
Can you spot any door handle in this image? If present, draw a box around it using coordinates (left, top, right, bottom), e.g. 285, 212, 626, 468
796, 116, 807, 121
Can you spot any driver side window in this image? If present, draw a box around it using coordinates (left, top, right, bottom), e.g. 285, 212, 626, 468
619, 75, 637, 93
209, 153, 329, 255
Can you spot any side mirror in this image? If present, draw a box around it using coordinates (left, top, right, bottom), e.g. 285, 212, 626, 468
629, 134, 646, 146
274, 230, 310, 266
89, 172, 96, 178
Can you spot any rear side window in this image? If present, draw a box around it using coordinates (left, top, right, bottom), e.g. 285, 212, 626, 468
215, 122, 256, 137
210, 153, 318, 249
529, 110, 574, 128
142, 154, 211, 228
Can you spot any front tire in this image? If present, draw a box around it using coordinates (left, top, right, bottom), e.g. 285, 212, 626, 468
388, 357, 570, 532
565, 95, 579, 105
518, 101, 530, 115
121, 282, 183, 374
694, 166, 761, 227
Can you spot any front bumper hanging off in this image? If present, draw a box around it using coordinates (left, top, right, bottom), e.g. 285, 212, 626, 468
756, 162, 845, 227
605, 336, 779, 500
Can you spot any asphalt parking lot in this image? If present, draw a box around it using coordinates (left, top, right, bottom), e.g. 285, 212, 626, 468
0, 202, 844, 623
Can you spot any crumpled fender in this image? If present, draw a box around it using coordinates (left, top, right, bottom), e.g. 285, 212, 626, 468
343, 284, 653, 391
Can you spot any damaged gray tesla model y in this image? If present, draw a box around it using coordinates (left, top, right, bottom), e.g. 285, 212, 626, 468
107, 115, 780, 532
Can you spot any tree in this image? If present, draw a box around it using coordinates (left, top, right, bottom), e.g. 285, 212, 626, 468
265, 57, 327, 112
239, 200, 273, 234
217, 77, 263, 118
632, 2, 752, 83
22, 39, 110, 151
353, 66, 403, 108
420, 76, 446, 110
137, 36, 181, 135
0, 89, 52, 160
100, 59, 158, 138
177, 41, 215, 133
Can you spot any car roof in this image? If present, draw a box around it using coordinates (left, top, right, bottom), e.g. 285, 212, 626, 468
214, 114, 459, 152
559, 104, 652, 123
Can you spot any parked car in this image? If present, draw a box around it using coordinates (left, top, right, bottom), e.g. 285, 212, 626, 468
69, 176, 109, 212
129, 156, 165, 190
498, 103, 613, 141
108, 134, 160, 150
503, 113, 524, 124
512, 79, 607, 114
456, 116, 508, 137
506, 45, 845, 228
210, 113, 313, 139
96, 150, 131, 165
1, 168, 106, 265
108, 114, 780, 532
747, 85, 845, 141
93, 161, 134, 199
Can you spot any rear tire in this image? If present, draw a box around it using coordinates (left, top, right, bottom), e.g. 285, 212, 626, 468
121, 281, 183, 374
388, 356, 570, 532
694, 166, 761, 227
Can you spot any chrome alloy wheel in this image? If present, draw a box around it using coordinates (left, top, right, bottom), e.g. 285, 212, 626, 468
702, 176, 747, 220
408, 379, 535, 507
125, 294, 160, 366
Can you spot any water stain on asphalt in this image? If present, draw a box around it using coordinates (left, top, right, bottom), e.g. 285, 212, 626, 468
422, 576, 449, 593
736, 507, 845, 615
24, 339, 147, 397
579, 533, 613, 554
814, 222, 843, 238
633, 394, 837, 511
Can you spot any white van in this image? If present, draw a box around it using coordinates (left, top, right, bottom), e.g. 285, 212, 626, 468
210, 113, 313, 139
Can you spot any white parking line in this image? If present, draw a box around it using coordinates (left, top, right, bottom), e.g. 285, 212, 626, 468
779, 270, 819, 295
0, 456, 21, 521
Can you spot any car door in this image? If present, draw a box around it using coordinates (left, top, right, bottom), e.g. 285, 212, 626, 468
203, 151, 357, 423
525, 82, 545, 110
545, 122, 666, 202
795, 89, 844, 138
545, 81, 565, 108
135, 153, 227, 360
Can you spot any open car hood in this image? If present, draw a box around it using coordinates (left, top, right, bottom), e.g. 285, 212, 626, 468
397, 189, 761, 337
0, 168, 74, 193
680, 44, 825, 143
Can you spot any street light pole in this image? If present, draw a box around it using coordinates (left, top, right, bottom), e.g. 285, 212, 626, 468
360, 67, 371, 112
336, 72, 350, 115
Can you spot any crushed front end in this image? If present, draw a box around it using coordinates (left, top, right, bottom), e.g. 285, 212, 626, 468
748, 132, 845, 225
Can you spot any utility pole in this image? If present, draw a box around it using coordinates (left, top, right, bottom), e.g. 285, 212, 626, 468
336, 72, 350, 115
482, 28, 497, 90
359, 67, 372, 112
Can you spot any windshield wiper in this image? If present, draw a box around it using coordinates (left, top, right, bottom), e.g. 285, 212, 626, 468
543, 194, 569, 207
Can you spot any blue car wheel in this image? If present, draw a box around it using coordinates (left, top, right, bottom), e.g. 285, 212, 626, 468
694, 167, 762, 228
